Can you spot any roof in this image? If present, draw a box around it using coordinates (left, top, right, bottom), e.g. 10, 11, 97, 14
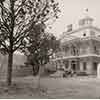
52, 54, 100, 61
60, 26, 100, 44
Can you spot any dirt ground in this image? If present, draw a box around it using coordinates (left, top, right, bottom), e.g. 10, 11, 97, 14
0, 76, 100, 99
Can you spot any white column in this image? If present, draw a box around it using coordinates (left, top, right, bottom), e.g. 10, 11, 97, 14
80, 62, 84, 71
68, 60, 71, 70
57, 61, 60, 69
86, 61, 93, 74
97, 63, 100, 78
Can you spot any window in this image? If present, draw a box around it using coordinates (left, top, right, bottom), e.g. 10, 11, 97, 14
83, 62, 87, 70
90, 30, 95, 36
94, 46, 99, 54
71, 45, 79, 56
93, 62, 97, 71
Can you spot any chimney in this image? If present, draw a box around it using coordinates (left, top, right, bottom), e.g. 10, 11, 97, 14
67, 24, 72, 32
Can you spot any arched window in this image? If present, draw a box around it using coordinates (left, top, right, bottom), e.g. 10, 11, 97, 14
71, 45, 79, 56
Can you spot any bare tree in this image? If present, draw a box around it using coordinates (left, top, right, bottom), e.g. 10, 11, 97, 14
0, 0, 60, 86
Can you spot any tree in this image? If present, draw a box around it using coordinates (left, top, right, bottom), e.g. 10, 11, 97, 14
0, 0, 60, 86
25, 24, 60, 89
25, 26, 60, 75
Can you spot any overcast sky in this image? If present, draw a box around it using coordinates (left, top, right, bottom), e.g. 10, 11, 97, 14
48, 0, 100, 38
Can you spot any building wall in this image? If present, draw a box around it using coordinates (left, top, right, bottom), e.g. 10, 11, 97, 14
62, 39, 100, 57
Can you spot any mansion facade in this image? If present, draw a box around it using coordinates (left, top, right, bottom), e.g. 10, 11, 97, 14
52, 15, 100, 76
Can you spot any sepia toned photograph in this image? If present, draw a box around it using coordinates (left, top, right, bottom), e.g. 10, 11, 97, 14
0, 0, 100, 99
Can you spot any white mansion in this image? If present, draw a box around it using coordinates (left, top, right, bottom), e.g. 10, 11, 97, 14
52, 15, 100, 76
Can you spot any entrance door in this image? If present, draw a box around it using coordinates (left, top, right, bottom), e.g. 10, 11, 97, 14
72, 63, 76, 70
71, 61, 76, 71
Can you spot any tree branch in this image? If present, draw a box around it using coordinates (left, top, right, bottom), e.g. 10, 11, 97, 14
0, 40, 9, 53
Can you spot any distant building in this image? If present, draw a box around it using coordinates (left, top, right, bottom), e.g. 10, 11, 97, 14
0, 54, 33, 78
52, 15, 100, 75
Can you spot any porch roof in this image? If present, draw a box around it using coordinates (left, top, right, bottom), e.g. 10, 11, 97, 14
52, 54, 100, 61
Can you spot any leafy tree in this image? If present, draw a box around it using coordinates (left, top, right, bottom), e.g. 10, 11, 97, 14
24, 23, 60, 90
0, 0, 60, 86
25, 24, 60, 76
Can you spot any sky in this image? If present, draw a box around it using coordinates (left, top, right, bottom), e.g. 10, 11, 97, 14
48, 0, 100, 38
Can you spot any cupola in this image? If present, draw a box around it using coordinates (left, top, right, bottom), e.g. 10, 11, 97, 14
79, 16, 94, 27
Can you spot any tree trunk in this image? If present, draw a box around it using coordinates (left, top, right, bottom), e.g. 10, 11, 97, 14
7, 52, 13, 86
37, 65, 44, 89
32, 64, 39, 76
37, 65, 41, 89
